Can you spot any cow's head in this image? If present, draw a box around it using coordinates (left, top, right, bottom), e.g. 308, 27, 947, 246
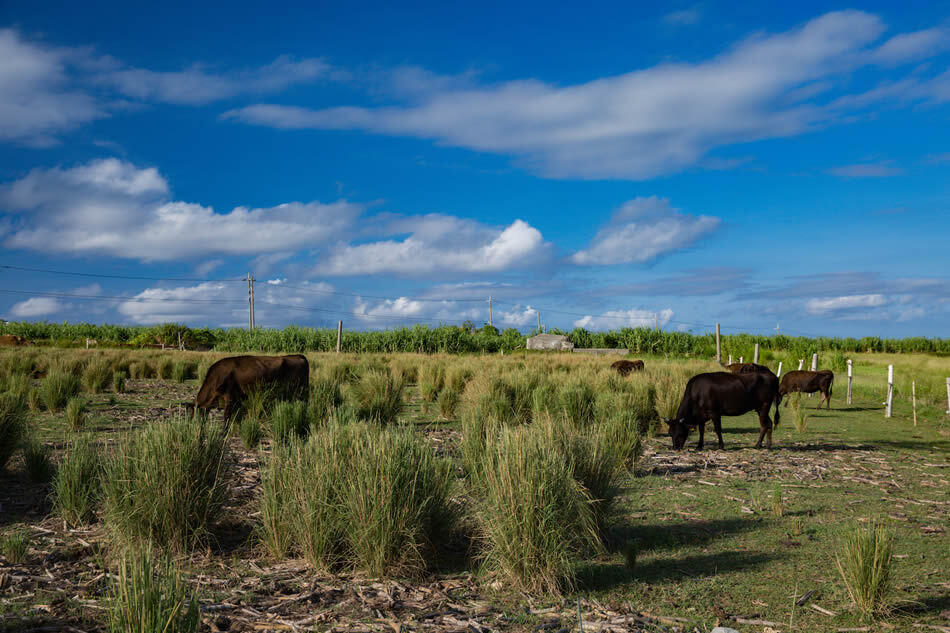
664, 418, 691, 450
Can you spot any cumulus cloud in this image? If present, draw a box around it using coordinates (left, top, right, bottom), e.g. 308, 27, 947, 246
8, 296, 67, 318
805, 294, 888, 315
316, 216, 551, 276
224, 11, 948, 179
573, 308, 673, 331
497, 305, 538, 327
0, 158, 363, 260
351, 295, 483, 327
570, 197, 719, 266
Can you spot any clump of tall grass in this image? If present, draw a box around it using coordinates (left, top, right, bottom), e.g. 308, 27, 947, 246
654, 372, 684, 422
53, 435, 101, 527
460, 405, 505, 477
559, 379, 596, 427
40, 371, 81, 411
419, 363, 445, 402
259, 422, 456, 575
108, 547, 200, 633
239, 415, 263, 450
835, 520, 895, 621
348, 370, 404, 424
1, 372, 31, 400
128, 361, 148, 380
102, 417, 230, 552
0, 392, 27, 471
171, 360, 193, 383
309, 375, 343, 423
595, 392, 645, 467
771, 483, 784, 517
446, 366, 473, 392
157, 357, 174, 380
23, 436, 55, 483
27, 388, 43, 412
66, 397, 88, 431
112, 371, 126, 394
790, 393, 808, 433
474, 426, 600, 594
83, 359, 112, 393
270, 400, 310, 443
0, 531, 28, 563
437, 388, 461, 419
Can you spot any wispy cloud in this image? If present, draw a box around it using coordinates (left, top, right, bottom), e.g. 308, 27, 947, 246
7, 296, 68, 318
828, 162, 903, 178
573, 308, 673, 330
570, 197, 719, 266
663, 7, 701, 26
805, 293, 887, 315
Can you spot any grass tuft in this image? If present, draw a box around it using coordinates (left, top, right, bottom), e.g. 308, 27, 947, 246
790, 393, 808, 433
108, 546, 200, 633
112, 371, 126, 393
239, 415, 263, 449
1, 531, 28, 564
23, 435, 55, 483
53, 435, 101, 527
83, 358, 113, 393
437, 387, 461, 419
348, 370, 405, 424
0, 392, 27, 471
270, 400, 310, 443
66, 397, 88, 431
835, 520, 895, 621
40, 370, 81, 411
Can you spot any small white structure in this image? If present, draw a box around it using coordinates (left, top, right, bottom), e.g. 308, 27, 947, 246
526, 333, 574, 351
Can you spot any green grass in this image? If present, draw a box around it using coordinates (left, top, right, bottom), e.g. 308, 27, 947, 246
66, 396, 88, 431
836, 520, 895, 621
1, 530, 28, 563
22, 435, 55, 483
83, 359, 113, 393
108, 547, 200, 633
348, 370, 405, 424
0, 391, 27, 470
39, 370, 81, 411
53, 435, 101, 527
112, 371, 126, 393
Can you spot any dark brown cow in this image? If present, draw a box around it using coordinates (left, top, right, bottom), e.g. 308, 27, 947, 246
726, 362, 774, 375
0, 334, 31, 346
665, 371, 781, 450
611, 359, 645, 376
193, 354, 309, 422
779, 370, 834, 410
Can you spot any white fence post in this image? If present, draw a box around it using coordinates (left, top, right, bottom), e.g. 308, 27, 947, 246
753, 343, 760, 364
945, 377, 949, 415
777, 361, 783, 378
798, 359, 804, 370
847, 360, 853, 405
728, 354, 733, 365
912, 381, 917, 427
811, 353, 818, 371
739, 356, 744, 364
885, 365, 894, 418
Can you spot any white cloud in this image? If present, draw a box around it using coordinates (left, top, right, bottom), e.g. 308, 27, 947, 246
225, 11, 946, 180
0, 29, 104, 145
570, 197, 719, 265
8, 296, 67, 317
805, 294, 888, 315
194, 260, 224, 277
498, 305, 538, 327
354, 296, 425, 319
573, 308, 673, 331
663, 7, 701, 26
897, 306, 925, 322
0, 158, 363, 261
316, 217, 550, 276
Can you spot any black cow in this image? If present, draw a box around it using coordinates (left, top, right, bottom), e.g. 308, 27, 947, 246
779, 370, 834, 410
665, 371, 781, 450
611, 359, 645, 376
725, 362, 774, 375
192, 354, 309, 422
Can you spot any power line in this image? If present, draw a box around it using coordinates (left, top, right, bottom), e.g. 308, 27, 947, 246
266, 282, 486, 303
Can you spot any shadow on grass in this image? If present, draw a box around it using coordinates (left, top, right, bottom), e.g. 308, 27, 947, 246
0, 470, 52, 528
896, 591, 950, 616
577, 550, 778, 591
610, 517, 762, 554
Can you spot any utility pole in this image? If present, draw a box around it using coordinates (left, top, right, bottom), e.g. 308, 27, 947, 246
247, 273, 256, 330
537, 310, 542, 334
488, 295, 493, 327
654, 313, 658, 331
775, 322, 780, 335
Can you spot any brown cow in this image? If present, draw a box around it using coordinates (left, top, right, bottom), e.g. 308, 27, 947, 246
611, 359, 645, 376
779, 370, 834, 409
726, 362, 774, 375
0, 334, 31, 346
193, 354, 309, 422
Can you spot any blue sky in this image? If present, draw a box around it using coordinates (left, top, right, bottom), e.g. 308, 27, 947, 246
1, 1, 949, 337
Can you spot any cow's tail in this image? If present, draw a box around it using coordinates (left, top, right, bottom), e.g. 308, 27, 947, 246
773, 391, 781, 428
828, 374, 835, 398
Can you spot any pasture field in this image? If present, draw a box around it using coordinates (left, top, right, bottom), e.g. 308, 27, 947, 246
0, 347, 948, 633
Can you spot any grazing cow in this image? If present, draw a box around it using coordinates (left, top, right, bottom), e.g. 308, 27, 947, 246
0, 334, 31, 346
779, 370, 834, 410
611, 359, 645, 376
725, 362, 774, 375
665, 371, 781, 450
193, 354, 309, 423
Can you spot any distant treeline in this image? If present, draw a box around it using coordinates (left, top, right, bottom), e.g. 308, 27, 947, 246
2, 320, 949, 357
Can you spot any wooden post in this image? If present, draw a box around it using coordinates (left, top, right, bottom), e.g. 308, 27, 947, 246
847, 360, 853, 405
537, 310, 542, 334
753, 343, 759, 364
728, 354, 733, 365
798, 359, 804, 370
777, 361, 783, 378
715, 323, 721, 363
336, 320, 342, 353
912, 381, 917, 427
885, 364, 894, 418
811, 353, 818, 371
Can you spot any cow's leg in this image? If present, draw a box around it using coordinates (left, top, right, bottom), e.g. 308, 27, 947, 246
755, 405, 773, 449
696, 422, 705, 450
815, 390, 825, 410
713, 416, 724, 449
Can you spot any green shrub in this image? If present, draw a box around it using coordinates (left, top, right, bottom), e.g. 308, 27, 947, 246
239, 415, 263, 450
0, 392, 27, 471
40, 371, 81, 411
418, 363, 445, 402
23, 436, 55, 483
112, 371, 126, 394
83, 359, 112, 393
836, 520, 895, 621
53, 435, 101, 527
66, 397, 88, 432
108, 547, 200, 633
348, 371, 404, 424
0, 531, 28, 564
102, 417, 230, 552
474, 426, 599, 595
